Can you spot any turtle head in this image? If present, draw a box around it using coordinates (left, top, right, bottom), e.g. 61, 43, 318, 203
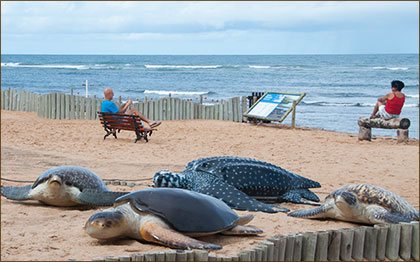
47, 175, 64, 192
84, 210, 126, 240
153, 170, 184, 188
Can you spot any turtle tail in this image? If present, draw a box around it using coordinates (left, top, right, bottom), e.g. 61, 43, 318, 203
1, 185, 32, 200
287, 205, 328, 219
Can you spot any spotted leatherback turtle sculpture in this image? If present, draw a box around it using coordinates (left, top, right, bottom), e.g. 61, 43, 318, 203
288, 184, 419, 225
85, 188, 262, 250
1, 166, 127, 207
153, 156, 321, 213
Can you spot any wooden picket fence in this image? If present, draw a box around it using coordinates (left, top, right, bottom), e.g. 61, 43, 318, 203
90, 221, 419, 262
1, 89, 247, 122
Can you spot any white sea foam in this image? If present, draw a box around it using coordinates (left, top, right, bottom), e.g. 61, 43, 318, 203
1, 63, 88, 70
1, 62, 21, 67
249, 65, 271, 69
406, 94, 419, 99
388, 67, 408, 71
145, 65, 222, 69
144, 90, 209, 96
373, 66, 408, 71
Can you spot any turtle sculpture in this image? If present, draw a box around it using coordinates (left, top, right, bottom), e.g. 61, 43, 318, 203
1, 166, 128, 207
153, 156, 321, 213
84, 188, 263, 250
288, 184, 420, 225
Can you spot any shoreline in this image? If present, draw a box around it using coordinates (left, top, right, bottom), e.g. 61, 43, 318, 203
1, 110, 419, 261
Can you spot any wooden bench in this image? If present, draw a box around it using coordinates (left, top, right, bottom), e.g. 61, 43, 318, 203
358, 117, 410, 143
97, 112, 153, 143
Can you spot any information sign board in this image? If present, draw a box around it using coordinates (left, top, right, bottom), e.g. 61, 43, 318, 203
244, 91, 306, 122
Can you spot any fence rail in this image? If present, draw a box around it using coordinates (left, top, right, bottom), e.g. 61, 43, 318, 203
1, 89, 247, 122
91, 221, 419, 262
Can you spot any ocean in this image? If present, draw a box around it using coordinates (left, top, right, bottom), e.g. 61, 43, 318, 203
1, 54, 419, 139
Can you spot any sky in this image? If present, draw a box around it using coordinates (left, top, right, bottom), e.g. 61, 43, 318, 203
1, 1, 419, 55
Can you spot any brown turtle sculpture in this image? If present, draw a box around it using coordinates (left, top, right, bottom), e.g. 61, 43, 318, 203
85, 188, 263, 249
288, 184, 419, 224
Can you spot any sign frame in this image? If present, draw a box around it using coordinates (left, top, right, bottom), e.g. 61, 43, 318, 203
243, 91, 306, 123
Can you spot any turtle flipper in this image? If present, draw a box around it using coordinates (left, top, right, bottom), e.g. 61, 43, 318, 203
220, 225, 263, 235
287, 204, 330, 219
196, 181, 289, 213
366, 206, 414, 224
78, 190, 128, 206
235, 214, 254, 225
276, 189, 321, 205
1, 185, 32, 200
140, 221, 222, 250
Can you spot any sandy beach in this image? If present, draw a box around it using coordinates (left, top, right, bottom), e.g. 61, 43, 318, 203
1, 110, 418, 261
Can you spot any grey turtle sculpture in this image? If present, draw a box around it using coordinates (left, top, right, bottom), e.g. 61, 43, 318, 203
186, 156, 321, 204
154, 156, 321, 213
84, 188, 262, 250
1, 166, 127, 207
288, 184, 419, 225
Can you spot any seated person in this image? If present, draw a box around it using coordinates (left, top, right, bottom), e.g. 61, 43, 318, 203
101, 88, 161, 128
370, 80, 405, 120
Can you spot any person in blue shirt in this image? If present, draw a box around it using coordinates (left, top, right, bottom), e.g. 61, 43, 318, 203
101, 88, 161, 128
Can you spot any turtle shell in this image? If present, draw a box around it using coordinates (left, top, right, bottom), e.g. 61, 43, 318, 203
115, 188, 239, 233
32, 166, 109, 192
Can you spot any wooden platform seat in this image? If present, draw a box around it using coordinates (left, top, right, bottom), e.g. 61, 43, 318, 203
97, 112, 153, 143
358, 117, 410, 143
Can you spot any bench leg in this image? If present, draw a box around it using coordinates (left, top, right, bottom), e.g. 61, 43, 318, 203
134, 132, 148, 143
104, 129, 117, 140
397, 129, 409, 143
358, 126, 371, 141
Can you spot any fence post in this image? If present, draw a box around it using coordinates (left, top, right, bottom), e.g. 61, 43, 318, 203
386, 223, 401, 261
60, 93, 65, 119
4, 89, 9, 110
412, 222, 419, 261
70, 94, 75, 119
87, 96, 91, 119
284, 234, 295, 261
352, 226, 366, 260
47, 93, 51, 118
315, 231, 329, 261
302, 232, 317, 261
372, 224, 387, 261
56, 93, 61, 119
241, 96, 247, 122
400, 222, 413, 261
339, 228, 354, 261
327, 229, 341, 261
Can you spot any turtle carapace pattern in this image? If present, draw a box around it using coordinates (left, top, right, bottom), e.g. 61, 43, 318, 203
1, 166, 127, 207
186, 156, 321, 204
154, 169, 289, 213
154, 156, 322, 212
85, 188, 263, 250
288, 184, 419, 225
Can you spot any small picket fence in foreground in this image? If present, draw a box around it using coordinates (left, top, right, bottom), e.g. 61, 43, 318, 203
89, 222, 419, 262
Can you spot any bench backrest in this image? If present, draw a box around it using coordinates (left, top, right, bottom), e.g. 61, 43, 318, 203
97, 112, 144, 131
